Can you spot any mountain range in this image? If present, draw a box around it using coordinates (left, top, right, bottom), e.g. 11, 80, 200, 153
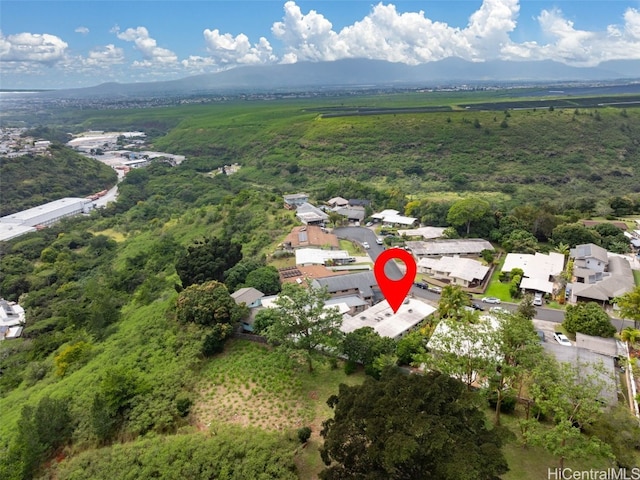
42, 57, 640, 98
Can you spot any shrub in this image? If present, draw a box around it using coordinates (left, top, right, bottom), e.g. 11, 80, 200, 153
297, 426, 312, 443
343, 360, 357, 375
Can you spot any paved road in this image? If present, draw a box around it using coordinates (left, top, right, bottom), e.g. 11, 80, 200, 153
333, 226, 404, 280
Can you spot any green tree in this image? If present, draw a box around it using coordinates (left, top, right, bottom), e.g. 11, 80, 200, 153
223, 258, 264, 292
265, 282, 343, 372
437, 284, 472, 320
525, 358, 613, 469
395, 330, 427, 365
615, 286, 640, 329
420, 318, 495, 390
11, 396, 74, 479
319, 370, 508, 480
584, 405, 640, 468
517, 294, 537, 321
175, 280, 247, 327
176, 237, 242, 287
446, 198, 492, 235
551, 223, 599, 248
244, 266, 281, 295
502, 229, 539, 253
563, 302, 616, 338
619, 327, 640, 347
340, 326, 395, 368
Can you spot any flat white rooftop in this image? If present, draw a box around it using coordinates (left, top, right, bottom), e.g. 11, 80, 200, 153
340, 298, 435, 339
0, 197, 90, 225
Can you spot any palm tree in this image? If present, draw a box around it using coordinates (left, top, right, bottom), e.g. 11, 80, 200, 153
619, 327, 640, 349
437, 285, 472, 320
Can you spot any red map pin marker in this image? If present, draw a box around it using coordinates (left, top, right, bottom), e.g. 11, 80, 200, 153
374, 248, 417, 313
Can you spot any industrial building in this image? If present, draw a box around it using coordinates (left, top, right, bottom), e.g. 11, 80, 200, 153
0, 197, 94, 242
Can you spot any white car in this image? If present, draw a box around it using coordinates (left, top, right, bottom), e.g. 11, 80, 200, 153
482, 297, 501, 304
533, 292, 543, 306
362, 242, 370, 249
490, 306, 508, 314
553, 332, 572, 347
376, 237, 384, 245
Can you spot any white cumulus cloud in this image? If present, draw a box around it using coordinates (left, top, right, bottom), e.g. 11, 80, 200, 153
82, 44, 125, 66
203, 29, 276, 65
0, 32, 68, 63
75, 26, 89, 35
115, 26, 177, 65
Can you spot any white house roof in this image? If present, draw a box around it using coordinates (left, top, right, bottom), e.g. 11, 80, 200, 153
0, 197, 91, 226
371, 209, 417, 226
340, 298, 435, 339
418, 256, 489, 283
296, 203, 328, 223
397, 226, 446, 240
295, 248, 350, 265
406, 239, 494, 256
501, 252, 565, 294
0, 300, 25, 327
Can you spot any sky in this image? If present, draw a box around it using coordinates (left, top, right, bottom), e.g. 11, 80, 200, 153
2, 0, 640, 89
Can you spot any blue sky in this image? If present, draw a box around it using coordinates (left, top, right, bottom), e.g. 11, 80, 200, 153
2, 1, 640, 89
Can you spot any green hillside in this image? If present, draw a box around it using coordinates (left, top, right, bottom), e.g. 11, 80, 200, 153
1, 90, 639, 479
0, 145, 117, 216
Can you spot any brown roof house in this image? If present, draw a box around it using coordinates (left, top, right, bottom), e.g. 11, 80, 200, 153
283, 225, 339, 250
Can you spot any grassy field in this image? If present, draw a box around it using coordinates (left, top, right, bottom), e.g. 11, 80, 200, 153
192, 340, 365, 479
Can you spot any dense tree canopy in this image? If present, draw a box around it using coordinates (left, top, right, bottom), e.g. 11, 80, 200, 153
563, 302, 616, 338
320, 369, 508, 480
340, 326, 395, 368
446, 198, 492, 235
615, 286, 640, 329
176, 237, 242, 287
175, 280, 247, 327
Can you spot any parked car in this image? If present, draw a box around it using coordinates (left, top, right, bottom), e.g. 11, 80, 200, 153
362, 242, 370, 249
428, 285, 442, 294
376, 237, 384, 245
533, 292, 543, 306
490, 306, 508, 314
535, 330, 546, 343
482, 297, 501, 304
365, 221, 374, 227
553, 332, 572, 347
471, 303, 484, 311
414, 282, 428, 290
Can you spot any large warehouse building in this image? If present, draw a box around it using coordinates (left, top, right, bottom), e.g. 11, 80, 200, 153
0, 197, 94, 242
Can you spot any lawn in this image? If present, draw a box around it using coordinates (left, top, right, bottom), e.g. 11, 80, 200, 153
483, 259, 513, 302
339, 239, 364, 255
634, 268, 640, 286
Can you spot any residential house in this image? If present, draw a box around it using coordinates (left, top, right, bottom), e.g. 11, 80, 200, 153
278, 265, 349, 285
283, 193, 309, 209
312, 271, 381, 306
371, 209, 417, 227
231, 288, 265, 309
501, 252, 565, 295
282, 225, 339, 250
295, 248, 353, 266
417, 256, 490, 288
567, 244, 635, 304
0, 299, 26, 340
333, 206, 366, 224
295, 202, 329, 225
406, 239, 494, 259
397, 226, 446, 240
326, 197, 349, 208
348, 199, 371, 208
340, 298, 436, 339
